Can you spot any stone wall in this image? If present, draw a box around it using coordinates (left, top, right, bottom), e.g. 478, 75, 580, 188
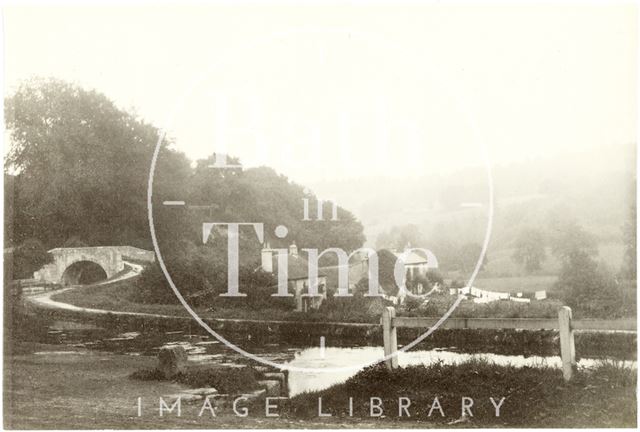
33, 246, 126, 284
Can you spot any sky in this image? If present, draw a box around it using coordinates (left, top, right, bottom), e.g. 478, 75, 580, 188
2, 3, 637, 186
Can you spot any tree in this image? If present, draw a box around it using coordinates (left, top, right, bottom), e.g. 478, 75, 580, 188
555, 250, 624, 318
456, 242, 488, 274
549, 219, 597, 262
376, 224, 427, 250
8, 238, 53, 280
425, 269, 444, 286
512, 228, 546, 273
376, 248, 400, 295
62, 236, 89, 248
4, 79, 369, 306
4, 78, 190, 248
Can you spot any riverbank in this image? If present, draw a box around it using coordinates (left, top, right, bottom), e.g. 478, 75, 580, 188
2, 344, 344, 429
50, 277, 569, 322
27, 282, 637, 360
285, 360, 637, 428
2, 344, 482, 429
5, 344, 635, 428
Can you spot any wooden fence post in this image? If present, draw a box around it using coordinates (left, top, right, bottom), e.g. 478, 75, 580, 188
558, 306, 576, 381
382, 306, 399, 370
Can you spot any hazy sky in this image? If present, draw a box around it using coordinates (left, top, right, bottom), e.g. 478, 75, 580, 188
2, 3, 637, 185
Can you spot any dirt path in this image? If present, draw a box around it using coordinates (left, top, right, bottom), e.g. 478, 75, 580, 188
25, 261, 183, 319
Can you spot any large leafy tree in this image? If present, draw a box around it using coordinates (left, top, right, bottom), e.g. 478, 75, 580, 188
512, 228, 546, 273
5, 79, 367, 302
548, 219, 597, 262
5, 78, 190, 248
554, 250, 628, 318
456, 242, 488, 274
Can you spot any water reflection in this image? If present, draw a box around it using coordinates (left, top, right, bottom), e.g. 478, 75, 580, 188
285, 346, 638, 396
45, 320, 637, 397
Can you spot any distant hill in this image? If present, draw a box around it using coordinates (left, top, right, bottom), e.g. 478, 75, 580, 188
309, 143, 635, 276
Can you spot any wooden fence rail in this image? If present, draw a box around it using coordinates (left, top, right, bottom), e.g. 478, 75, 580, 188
380, 306, 636, 381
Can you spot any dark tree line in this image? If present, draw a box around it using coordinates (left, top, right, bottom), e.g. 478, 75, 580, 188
4, 79, 366, 301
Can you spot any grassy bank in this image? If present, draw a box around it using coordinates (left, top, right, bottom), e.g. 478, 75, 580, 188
286, 360, 637, 428
44, 280, 637, 360
5, 344, 636, 428
52, 278, 568, 323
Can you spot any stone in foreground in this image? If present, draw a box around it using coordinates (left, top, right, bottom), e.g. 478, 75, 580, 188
157, 345, 188, 379
257, 380, 282, 396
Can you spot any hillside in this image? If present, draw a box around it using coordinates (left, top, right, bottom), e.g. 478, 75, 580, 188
310, 143, 635, 277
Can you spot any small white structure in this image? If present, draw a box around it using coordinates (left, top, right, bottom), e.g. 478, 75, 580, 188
510, 297, 531, 303
456, 285, 545, 304
535, 290, 547, 300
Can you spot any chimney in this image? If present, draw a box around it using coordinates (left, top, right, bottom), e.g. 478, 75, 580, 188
261, 242, 273, 272
289, 243, 298, 257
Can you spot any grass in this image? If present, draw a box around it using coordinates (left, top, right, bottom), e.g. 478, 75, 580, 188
3, 345, 459, 429
52, 281, 565, 323
401, 292, 564, 319
51, 270, 633, 323
51, 279, 384, 323
53, 280, 192, 317
130, 365, 261, 394
6, 344, 636, 428
286, 359, 637, 427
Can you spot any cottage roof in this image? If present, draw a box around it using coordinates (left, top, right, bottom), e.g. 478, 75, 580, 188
271, 253, 327, 281
393, 249, 429, 265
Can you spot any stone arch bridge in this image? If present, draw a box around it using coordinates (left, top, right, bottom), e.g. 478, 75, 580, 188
33, 246, 155, 286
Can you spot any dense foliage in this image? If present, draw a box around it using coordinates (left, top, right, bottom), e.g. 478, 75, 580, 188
512, 228, 546, 273
5, 238, 53, 280
4, 79, 366, 303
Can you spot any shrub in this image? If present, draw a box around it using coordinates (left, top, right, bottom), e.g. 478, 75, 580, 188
130, 365, 261, 393
555, 251, 628, 318
176, 366, 260, 393
8, 238, 53, 280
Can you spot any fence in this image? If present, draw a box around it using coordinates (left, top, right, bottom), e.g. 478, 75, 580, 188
380, 306, 636, 381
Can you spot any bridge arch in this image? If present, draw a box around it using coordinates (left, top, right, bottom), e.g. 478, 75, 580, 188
32, 246, 153, 285
61, 260, 108, 286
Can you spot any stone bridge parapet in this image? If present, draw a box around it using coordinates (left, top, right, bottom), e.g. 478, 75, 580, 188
33, 246, 154, 285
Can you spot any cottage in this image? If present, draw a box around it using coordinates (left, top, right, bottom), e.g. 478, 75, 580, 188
393, 244, 438, 279
260, 243, 328, 312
